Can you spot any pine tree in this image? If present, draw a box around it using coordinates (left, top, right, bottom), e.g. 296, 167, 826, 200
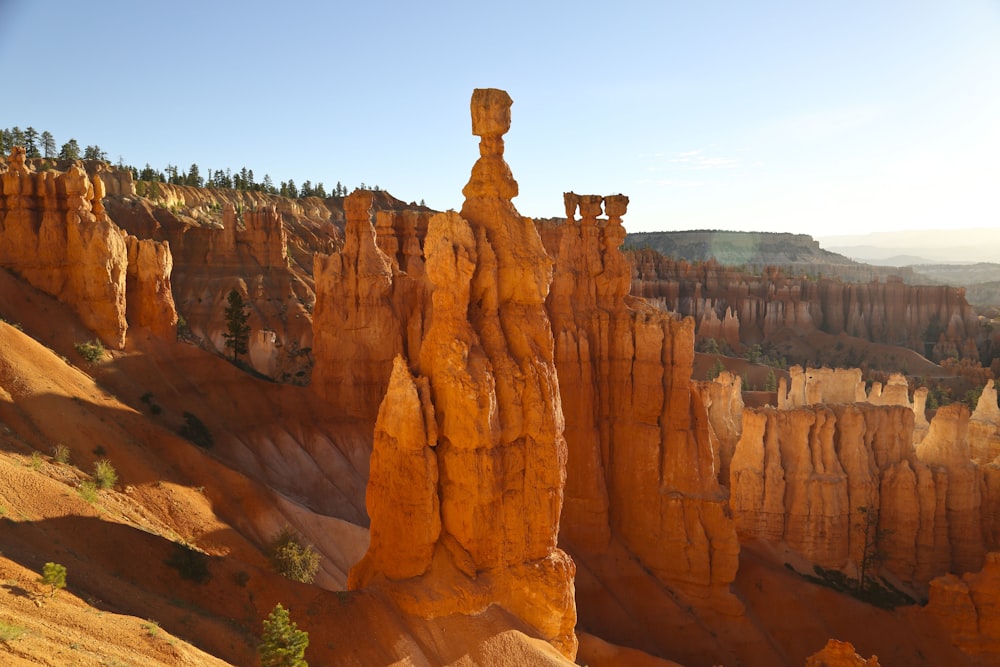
41, 131, 56, 158
58, 139, 81, 160
259, 603, 309, 667
188, 163, 203, 187
83, 145, 107, 161
39, 562, 67, 598
222, 289, 251, 362
24, 127, 40, 158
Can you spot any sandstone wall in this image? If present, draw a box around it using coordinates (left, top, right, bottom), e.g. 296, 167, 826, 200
631, 252, 981, 361
538, 194, 738, 604
731, 399, 988, 587
0, 147, 176, 347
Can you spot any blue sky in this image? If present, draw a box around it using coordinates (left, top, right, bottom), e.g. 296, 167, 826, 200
1, 1, 998, 238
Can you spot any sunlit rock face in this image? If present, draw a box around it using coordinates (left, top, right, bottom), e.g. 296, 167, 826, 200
348, 89, 577, 660
1, 146, 177, 347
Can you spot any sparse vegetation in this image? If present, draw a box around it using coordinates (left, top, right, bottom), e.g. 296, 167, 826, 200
93, 459, 118, 489
706, 358, 726, 381
78, 481, 98, 503
140, 619, 160, 638
223, 289, 251, 362
0, 620, 27, 643
259, 603, 309, 667
30, 450, 43, 470
269, 528, 321, 584
74, 339, 106, 363
39, 562, 67, 597
53, 443, 71, 464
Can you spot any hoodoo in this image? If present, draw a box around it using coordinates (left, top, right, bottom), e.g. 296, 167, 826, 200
348, 88, 577, 659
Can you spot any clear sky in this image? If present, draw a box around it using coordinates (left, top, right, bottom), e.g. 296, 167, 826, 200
1, 1, 998, 237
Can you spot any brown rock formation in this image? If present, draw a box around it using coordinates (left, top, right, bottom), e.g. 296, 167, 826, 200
731, 397, 991, 587
348, 89, 577, 659
805, 639, 881, 667
630, 253, 981, 363
538, 193, 739, 605
0, 147, 176, 348
926, 551, 1000, 664
312, 190, 406, 419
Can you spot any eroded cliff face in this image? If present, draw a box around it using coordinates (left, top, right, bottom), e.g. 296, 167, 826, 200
0, 147, 176, 347
927, 551, 1000, 663
347, 89, 577, 658
727, 374, 994, 589
631, 252, 982, 363
103, 173, 343, 382
538, 195, 739, 606
311, 191, 431, 420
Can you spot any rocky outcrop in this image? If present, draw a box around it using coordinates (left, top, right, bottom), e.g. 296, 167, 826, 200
970, 380, 1000, 463
0, 147, 176, 347
538, 194, 739, 605
125, 236, 177, 337
731, 397, 989, 587
805, 639, 881, 667
348, 89, 576, 659
926, 552, 1000, 664
311, 190, 429, 419
630, 253, 982, 363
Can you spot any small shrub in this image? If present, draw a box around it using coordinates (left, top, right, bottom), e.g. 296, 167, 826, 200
30, 451, 43, 470
53, 444, 71, 464
93, 459, 118, 489
179, 412, 213, 449
0, 620, 27, 643
74, 339, 105, 363
140, 619, 160, 638
269, 528, 321, 584
259, 603, 309, 667
165, 543, 211, 584
78, 481, 98, 503
39, 562, 67, 597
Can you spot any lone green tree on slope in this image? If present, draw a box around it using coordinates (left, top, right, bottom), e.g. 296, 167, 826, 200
259, 603, 309, 667
223, 289, 251, 362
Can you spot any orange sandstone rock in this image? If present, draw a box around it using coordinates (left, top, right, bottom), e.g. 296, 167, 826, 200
0, 147, 177, 348
349, 89, 577, 659
805, 639, 880, 666
927, 552, 1000, 663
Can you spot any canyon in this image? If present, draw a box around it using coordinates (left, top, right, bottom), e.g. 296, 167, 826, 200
0, 89, 996, 666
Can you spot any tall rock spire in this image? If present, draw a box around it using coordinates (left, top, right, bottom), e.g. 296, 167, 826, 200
349, 89, 577, 659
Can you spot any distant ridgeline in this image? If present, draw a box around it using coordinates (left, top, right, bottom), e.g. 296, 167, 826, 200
624, 230, 921, 283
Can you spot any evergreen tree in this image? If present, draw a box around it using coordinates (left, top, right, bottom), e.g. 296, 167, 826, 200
41, 131, 56, 158
10, 127, 25, 150
335, 181, 344, 196
300, 180, 312, 198
247, 168, 255, 189
24, 127, 40, 157
314, 182, 327, 198
83, 145, 107, 161
262, 174, 274, 194
222, 289, 251, 362
58, 139, 81, 160
187, 163, 203, 187
259, 603, 309, 667
765, 370, 777, 392
286, 179, 298, 198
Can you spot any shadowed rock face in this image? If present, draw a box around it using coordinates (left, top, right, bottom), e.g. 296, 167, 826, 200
630, 252, 982, 363
0, 146, 176, 347
347, 88, 577, 659
537, 197, 740, 606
